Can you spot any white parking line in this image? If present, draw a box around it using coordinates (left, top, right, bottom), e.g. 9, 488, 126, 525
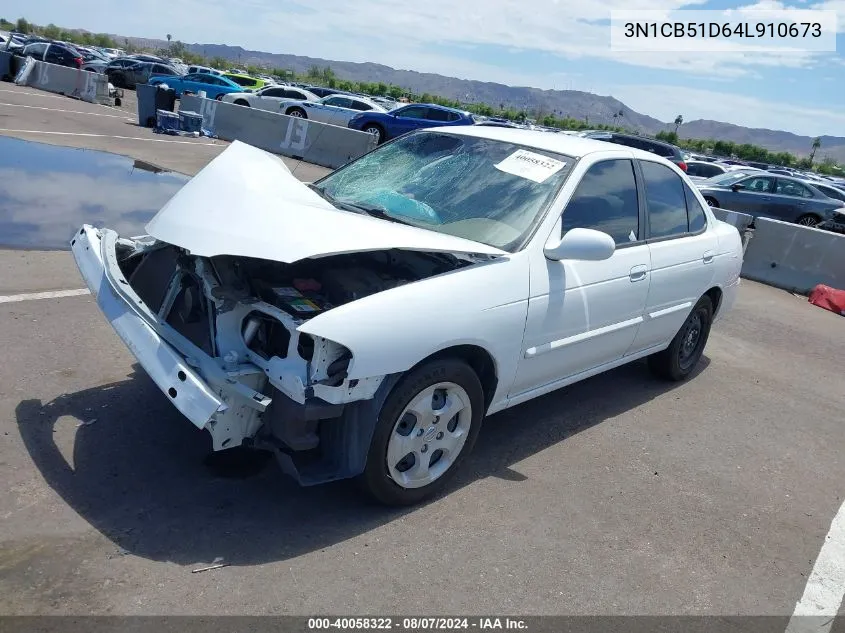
0, 289, 91, 304
0, 101, 131, 119
0, 88, 76, 101
0, 129, 222, 146
784, 499, 845, 633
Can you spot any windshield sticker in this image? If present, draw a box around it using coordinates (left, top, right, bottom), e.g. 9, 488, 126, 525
494, 150, 566, 183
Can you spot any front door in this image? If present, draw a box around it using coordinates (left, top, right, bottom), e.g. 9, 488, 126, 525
510, 158, 651, 397
631, 161, 719, 353
390, 106, 431, 136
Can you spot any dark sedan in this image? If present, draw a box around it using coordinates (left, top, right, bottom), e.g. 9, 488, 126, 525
107, 61, 179, 89
696, 172, 844, 227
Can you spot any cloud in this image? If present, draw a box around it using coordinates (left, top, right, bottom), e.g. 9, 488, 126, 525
39, 0, 833, 76
609, 84, 845, 136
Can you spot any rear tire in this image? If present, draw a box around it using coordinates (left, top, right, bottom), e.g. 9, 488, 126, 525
796, 214, 821, 227
358, 359, 484, 506
287, 107, 306, 118
703, 196, 718, 207
648, 295, 713, 382
215, 93, 224, 101
234, 99, 250, 107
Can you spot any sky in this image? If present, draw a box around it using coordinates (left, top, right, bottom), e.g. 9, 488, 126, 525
14, 0, 845, 137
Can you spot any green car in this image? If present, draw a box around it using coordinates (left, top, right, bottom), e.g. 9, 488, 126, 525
222, 73, 268, 92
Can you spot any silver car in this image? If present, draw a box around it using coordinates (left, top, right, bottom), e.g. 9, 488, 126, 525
282, 94, 387, 127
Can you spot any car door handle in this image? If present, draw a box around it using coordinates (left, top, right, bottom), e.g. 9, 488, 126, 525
703, 251, 715, 264
629, 265, 648, 282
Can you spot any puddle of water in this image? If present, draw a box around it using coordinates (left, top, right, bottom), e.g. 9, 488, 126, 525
0, 136, 188, 250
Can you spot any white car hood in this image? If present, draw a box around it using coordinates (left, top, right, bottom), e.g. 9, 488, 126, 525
145, 141, 505, 263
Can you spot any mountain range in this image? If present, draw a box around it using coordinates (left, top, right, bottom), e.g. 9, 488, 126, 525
122, 35, 845, 162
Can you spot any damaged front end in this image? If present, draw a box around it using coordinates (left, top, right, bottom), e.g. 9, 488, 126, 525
72, 224, 475, 483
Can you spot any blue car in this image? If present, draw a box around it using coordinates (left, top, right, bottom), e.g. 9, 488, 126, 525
347, 103, 476, 144
147, 72, 243, 100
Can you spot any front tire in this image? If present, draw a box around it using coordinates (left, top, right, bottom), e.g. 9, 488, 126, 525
796, 214, 821, 227
703, 196, 718, 207
648, 295, 713, 382
363, 124, 385, 144
359, 359, 484, 506
234, 99, 250, 107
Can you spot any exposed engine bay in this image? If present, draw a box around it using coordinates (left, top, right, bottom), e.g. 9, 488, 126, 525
113, 239, 476, 458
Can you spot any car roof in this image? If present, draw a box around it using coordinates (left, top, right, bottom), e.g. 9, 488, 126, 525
432, 126, 677, 162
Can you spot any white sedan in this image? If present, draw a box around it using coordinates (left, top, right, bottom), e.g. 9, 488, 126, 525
71, 128, 743, 506
282, 94, 386, 127
220, 85, 320, 111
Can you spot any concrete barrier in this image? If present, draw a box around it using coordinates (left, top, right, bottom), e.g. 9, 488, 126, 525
0, 51, 12, 81
711, 207, 754, 232
741, 217, 845, 293
179, 95, 377, 169
17, 59, 110, 104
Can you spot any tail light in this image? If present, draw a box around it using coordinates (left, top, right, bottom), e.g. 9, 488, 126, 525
677, 161, 687, 172
75, 57, 83, 68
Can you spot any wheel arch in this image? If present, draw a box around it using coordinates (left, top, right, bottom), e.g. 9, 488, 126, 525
704, 286, 723, 318
408, 344, 499, 413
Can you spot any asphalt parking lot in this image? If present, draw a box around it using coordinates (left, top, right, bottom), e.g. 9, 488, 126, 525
1, 83, 845, 619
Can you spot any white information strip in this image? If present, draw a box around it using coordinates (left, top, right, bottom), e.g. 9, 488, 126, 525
610, 9, 837, 52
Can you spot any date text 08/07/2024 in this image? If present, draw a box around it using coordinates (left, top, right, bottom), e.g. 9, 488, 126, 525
307, 617, 529, 630
623, 21, 822, 38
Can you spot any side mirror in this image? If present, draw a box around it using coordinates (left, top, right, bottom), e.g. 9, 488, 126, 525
731, 183, 745, 192
544, 228, 615, 262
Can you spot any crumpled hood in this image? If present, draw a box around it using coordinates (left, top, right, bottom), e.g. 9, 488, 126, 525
145, 141, 506, 263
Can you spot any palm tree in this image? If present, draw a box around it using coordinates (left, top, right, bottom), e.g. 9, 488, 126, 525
674, 115, 684, 134
166, 34, 172, 42
809, 137, 821, 163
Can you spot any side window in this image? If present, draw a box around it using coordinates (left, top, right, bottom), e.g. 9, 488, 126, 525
641, 160, 689, 239
743, 176, 775, 193
562, 159, 640, 245
446, 112, 462, 122
776, 180, 813, 198
683, 182, 708, 232
702, 164, 723, 178
426, 108, 452, 122
327, 97, 353, 108
686, 163, 702, 177
350, 100, 373, 111
46, 46, 68, 62
396, 106, 428, 119
286, 90, 307, 100
263, 88, 286, 98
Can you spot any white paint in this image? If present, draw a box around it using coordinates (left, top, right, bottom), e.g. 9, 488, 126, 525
145, 140, 506, 263
0, 288, 90, 304
784, 499, 845, 633
0, 101, 130, 119
0, 129, 221, 146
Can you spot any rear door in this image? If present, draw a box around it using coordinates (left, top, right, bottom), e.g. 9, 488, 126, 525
769, 178, 816, 222
339, 97, 377, 126
308, 96, 351, 124
46, 44, 77, 67
252, 87, 287, 111
630, 160, 718, 354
